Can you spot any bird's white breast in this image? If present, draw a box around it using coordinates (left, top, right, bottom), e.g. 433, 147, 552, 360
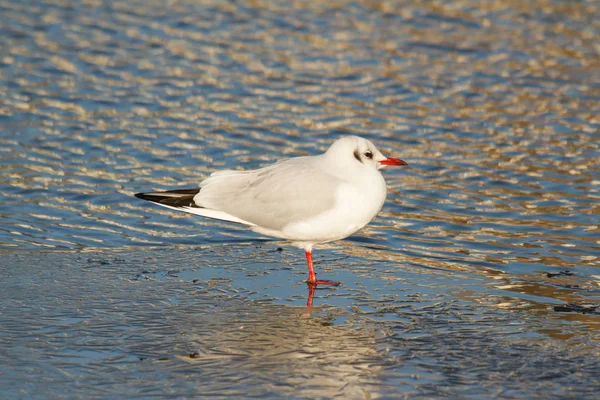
278, 173, 387, 244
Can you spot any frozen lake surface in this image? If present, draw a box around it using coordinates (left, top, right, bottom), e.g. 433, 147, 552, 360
1, 0, 599, 398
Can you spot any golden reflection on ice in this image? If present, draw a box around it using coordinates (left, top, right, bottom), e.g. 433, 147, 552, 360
177, 304, 383, 398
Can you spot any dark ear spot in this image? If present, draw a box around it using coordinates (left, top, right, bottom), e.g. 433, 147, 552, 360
353, 149, 362, 163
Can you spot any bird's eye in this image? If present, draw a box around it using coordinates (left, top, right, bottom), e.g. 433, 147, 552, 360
364, 151, 373, 159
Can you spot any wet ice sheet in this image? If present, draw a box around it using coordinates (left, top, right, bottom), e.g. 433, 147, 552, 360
1, 0, 600, 397
1, 247, 598, 398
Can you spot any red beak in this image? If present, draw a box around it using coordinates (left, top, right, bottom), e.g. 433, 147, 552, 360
379, 157, 407, 166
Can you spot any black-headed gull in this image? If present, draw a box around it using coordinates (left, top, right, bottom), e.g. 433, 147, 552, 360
135, 136, 407, 286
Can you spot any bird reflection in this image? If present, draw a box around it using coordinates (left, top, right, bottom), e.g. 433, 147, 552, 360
307, 283, 316, 308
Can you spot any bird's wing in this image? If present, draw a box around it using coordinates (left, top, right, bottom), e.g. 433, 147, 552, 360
194, 157, 342, 231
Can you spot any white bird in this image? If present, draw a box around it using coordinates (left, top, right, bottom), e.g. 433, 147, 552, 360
135, 136, 407, 286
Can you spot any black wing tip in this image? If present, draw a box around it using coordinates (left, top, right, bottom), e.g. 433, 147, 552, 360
134, 188, 201, 208
134, 192, 165, 203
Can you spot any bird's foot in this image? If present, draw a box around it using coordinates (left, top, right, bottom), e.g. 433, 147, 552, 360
307, 279, 341, 287
305, 279, 340, 309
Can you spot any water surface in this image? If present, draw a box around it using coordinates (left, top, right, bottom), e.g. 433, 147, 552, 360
1, 0, 599, 398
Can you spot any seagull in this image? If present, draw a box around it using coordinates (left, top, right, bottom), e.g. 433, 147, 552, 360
135, 136, 407, 286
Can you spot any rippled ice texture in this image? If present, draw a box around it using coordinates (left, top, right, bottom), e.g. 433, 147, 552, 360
0, 0, 599, 398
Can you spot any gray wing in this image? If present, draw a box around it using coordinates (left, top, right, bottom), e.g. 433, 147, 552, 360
194, 157, 340, 230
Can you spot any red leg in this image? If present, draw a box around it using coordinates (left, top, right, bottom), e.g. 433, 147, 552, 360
305, 249, 341, 287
